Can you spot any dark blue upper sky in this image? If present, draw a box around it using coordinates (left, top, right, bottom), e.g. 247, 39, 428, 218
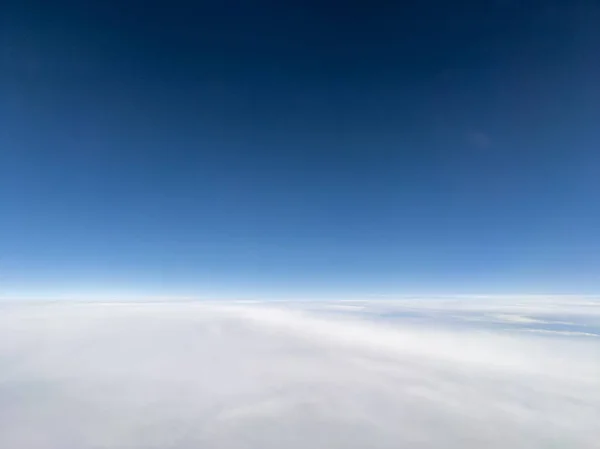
2, 0, 600, 298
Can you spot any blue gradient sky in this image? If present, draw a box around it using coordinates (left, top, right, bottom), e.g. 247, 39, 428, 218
2, 0, 600, 298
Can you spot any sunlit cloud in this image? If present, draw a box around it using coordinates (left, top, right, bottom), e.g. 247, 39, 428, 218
0, 298, 598, 448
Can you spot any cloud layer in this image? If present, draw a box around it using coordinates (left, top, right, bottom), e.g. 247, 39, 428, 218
0, 298, 599, 448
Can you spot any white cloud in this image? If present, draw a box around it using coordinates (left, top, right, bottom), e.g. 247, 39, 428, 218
0, 299, 599, 448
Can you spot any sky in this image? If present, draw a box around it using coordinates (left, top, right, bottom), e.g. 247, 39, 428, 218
2, 0, 600, 298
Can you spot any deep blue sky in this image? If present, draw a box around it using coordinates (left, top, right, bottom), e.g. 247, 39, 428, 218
2, 0, 600, 298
